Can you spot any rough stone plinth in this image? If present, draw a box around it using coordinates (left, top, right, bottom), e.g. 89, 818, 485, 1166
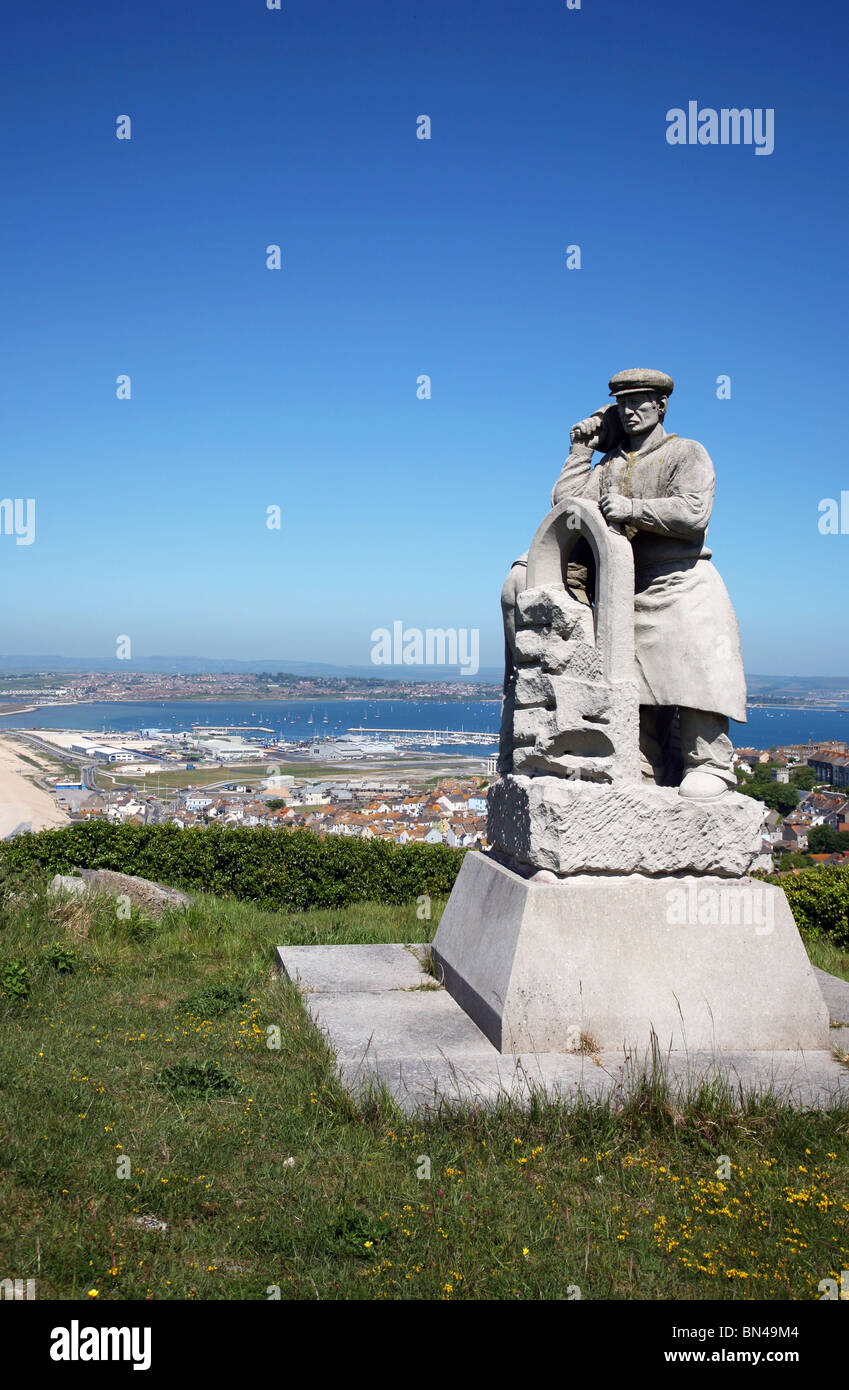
431, 853, 829, 1054
488, 773, 764, 878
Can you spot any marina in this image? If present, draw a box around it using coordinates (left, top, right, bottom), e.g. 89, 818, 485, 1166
346, 726, 497, 746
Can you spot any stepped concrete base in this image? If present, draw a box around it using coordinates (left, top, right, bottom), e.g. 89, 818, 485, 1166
488, 774, 765, 877
274, 944, 848, 1115
431, 853, 830, 1053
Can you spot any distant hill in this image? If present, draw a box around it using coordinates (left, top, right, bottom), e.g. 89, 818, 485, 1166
747, 675, 849, 692
0, 657, 843, 688
0, 654, 504, 683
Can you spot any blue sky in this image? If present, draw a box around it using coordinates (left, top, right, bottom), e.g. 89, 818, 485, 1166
1, 0, 847, 675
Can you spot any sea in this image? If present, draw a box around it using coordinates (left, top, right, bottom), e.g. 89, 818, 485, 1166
0, 698, 848, 758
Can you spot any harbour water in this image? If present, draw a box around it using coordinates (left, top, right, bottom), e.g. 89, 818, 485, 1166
0, 699, 499, 758
0, 698, 847, 756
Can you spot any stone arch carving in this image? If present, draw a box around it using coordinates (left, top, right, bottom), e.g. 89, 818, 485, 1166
509, 499, 640, 783
526, 499, 636, 685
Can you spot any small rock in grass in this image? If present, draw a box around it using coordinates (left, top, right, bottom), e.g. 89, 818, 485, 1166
131, 1215, 169, 1234
48, 875, 88, 898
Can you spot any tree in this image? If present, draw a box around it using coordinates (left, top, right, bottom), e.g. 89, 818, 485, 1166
774, 851, 814, 871
789, 766, 818, 791
768, 864, 849, 946
807, 825, 849, 854
739, 780, 799, 815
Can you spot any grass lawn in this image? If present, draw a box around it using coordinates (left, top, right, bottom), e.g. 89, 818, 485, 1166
95, 758, 490, 795
803, 935, 849, 983
2, 876, 848, 1302
100, 762, 280, 793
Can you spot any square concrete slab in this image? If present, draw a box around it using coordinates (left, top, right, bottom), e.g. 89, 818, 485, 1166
814, 966, 849, 1027
341, 1049, 849, 1114
308, 990, 497, 1064
275, 943, 430, 993
275, 942, 849, 1115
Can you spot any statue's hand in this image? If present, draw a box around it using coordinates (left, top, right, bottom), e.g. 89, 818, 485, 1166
599, 493, 633, 525
570, 410, 606, 449
570, 405, 624, 453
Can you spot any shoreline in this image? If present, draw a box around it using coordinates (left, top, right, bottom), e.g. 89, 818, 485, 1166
0, 732, 70, 838
0, 697, 846, 725
0, 695, 505, 718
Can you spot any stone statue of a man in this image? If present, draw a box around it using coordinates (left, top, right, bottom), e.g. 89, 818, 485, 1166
501, 368, 746, 800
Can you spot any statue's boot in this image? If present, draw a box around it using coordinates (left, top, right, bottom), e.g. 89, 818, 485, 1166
678, 769, 729, 801
677, 709, 736, 801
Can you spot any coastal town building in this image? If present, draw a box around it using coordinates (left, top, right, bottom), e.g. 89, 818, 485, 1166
22, 717, 849, 875
807, 752, 849, 788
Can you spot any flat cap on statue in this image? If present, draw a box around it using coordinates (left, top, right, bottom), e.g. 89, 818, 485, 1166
608, 368, 674, 397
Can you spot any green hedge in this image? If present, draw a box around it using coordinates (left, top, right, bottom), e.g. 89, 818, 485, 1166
0, 822, 465, 912
763, 866, 849, 948
5, 821, 845, 945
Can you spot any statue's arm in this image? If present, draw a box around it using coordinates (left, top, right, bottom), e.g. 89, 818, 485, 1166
551, 444, 601, 507
551, 405, 622, 507
627, 440, 715, 539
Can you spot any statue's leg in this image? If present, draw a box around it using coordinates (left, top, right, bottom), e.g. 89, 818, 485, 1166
501, 561, 526, 684
639, 706, 664, 784
661, 709, 684, 786
566, 537, 593, 607
677, 708, 736, 799
639, 706, 682, 785
498, 559, 527, 774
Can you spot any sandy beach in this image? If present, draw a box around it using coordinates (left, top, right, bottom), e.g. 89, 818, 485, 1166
0, 733, 69, 838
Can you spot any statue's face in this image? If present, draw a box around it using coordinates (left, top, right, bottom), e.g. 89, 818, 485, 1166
616, 391, 664, 437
